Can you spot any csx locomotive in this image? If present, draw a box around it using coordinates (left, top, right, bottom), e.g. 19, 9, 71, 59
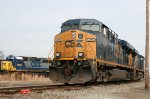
0, 55, 49, 72
49, 19, 144, 84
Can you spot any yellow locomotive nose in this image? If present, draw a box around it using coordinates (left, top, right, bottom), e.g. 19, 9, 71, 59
51, 29, 96, 84
54, 30, 96, 60
54, 30, 84, 59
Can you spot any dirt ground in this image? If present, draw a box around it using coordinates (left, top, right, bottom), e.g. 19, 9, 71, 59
0, 78, 52, 88
0, 80, 150, 99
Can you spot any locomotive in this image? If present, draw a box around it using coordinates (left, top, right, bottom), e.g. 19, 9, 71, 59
0, 55, 49, 71
49, 19, 144, 84
0, 55, 49, 80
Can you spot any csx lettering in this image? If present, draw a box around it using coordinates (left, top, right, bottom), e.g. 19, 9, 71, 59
65, 40, 74, 47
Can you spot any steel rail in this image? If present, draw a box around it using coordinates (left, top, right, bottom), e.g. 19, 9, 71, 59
0, 80, 144, 95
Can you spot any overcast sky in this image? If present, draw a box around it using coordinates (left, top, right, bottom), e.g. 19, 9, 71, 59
0, 0, 147, 58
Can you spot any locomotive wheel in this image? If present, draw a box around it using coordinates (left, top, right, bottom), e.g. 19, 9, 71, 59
102, 76, 109, 82
64, 83, 69, 85
84, 81, 92, 85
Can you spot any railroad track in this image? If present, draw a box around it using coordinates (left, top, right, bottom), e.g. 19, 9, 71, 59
0, 84, 84, 95
0, 80, 143, 95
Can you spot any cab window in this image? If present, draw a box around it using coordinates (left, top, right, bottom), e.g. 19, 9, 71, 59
81, 24, 100, 32
61, 25, 79, 32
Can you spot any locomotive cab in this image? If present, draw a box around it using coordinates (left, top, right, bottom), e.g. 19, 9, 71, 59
6, 55, 26, 70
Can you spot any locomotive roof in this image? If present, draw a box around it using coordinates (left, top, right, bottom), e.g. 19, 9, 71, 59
119, 40, 139, 54
62, 19, 102, 26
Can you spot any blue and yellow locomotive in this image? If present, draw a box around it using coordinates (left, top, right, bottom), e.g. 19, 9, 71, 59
0, 55, 49, 74
49, 19, 144, 84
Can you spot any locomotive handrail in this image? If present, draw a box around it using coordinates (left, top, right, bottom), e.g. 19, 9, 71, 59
87, 43, 97, 59
48, 45, 54, 63
86, 43, 97, 71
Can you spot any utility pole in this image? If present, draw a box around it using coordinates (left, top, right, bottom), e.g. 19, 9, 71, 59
145, 0, 149, 90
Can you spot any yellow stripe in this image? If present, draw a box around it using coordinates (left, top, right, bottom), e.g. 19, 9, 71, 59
97, 59, 144, 72
55, 58, 86, 60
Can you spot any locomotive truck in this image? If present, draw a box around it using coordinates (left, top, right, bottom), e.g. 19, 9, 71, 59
49, 19, 144, 84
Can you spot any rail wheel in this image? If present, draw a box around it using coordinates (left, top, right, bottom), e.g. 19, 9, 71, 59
102, 76, 109, 82
64, 83, 69, 85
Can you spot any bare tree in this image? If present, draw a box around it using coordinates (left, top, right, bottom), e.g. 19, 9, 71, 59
0, 50, 4, 59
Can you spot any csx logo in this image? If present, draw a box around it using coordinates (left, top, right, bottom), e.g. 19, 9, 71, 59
65, 40, 74, 48
31, 59, 41, 67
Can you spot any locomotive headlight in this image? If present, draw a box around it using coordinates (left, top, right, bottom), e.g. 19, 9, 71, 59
78, 52, 84, 58
86, 38, 96, 42
56, 52, 61, 58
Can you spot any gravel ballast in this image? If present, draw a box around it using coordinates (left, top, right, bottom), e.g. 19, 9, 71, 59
0, 80, 150, 99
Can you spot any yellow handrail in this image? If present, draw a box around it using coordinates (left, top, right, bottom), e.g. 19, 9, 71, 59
48, 45, 54, 63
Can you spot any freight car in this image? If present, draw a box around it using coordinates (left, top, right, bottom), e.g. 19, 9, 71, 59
0, 55, 49, 80
49, 19, 144, 84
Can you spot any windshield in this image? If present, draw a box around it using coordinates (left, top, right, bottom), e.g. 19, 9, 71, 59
61, 24, 100, 32
61, 25, 79, 32
81, 24, 100, 32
